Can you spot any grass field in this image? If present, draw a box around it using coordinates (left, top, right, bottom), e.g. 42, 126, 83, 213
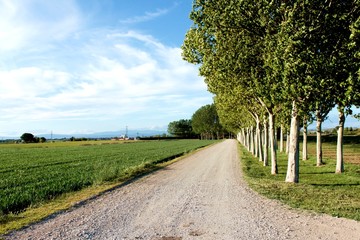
0, 140, 217, 216
303, 142, 360, 165
241, 142, 360, 221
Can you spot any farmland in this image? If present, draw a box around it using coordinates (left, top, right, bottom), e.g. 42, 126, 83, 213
0, 140, 217, 215
304, 142, 360, 165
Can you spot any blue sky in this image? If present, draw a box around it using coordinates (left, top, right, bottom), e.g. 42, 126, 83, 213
0, 0, 214, 137
0, 0, 358, 138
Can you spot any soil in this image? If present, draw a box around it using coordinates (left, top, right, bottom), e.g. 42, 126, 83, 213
5, 140, 360, 240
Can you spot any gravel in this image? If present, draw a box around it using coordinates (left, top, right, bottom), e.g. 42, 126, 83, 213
5, 140, 360, 240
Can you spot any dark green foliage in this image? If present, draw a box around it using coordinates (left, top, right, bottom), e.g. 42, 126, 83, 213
19, 134, 46, 143
167, 119, 195, 138
191, 104, 226, 139
20, 133, 35, 143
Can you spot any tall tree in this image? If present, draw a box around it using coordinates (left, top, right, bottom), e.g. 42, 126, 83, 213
280, 1, 359, 182
192, 104, 224, 139
183, 0, 285, 175
333, 5, 360, 173
182, 0, 360, 182
167, 119, 194, 138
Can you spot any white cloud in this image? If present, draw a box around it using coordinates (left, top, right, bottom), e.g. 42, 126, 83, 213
119, 8, 169, 24
0, 1, 213, 136
0, 29, 211, 130
0, 67, 73, 98
0, 0, 82, 52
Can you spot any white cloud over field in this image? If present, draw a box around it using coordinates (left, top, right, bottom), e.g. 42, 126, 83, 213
0, 0, 212, 136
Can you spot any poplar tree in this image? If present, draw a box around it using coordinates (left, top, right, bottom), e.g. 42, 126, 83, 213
182, 0, 284, 174
182, 0, 360, 183
280, 1, 360, 182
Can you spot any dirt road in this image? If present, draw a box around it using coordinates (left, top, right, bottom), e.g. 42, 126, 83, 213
6, 140, 360, 239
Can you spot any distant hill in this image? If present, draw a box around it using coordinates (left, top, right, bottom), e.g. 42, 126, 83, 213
38, 129, 167, 139
1, 129, 168, 140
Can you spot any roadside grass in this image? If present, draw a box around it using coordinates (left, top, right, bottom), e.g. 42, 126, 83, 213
239, 144, 360, 221
0, 140, 219, 235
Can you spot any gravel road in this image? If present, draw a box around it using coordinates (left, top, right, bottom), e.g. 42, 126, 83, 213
5, 140, 360, 240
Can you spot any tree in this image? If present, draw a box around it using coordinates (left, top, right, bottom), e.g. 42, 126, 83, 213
167, 119, 194, 138
192, 104, 224, 139
333, 9, 360, 173
301, 113, 314, 161
279, 1, 360, 182
182, 0, 360, 183
20, 133, 35, 143
182, 0, 284, 174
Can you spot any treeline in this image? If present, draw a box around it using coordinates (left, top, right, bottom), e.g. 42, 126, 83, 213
302, 135, 360, 144
168, 104, 229, 139
182, 1, 360, 183
20, 133, 46, 143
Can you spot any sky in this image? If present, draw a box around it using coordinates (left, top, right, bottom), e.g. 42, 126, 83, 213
0, 0, 214, 137
0, 1, 358, 138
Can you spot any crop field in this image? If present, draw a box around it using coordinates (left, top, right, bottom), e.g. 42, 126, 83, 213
0, 140, 217, 215
278, 140, 360, 165
303, 142, 360, 165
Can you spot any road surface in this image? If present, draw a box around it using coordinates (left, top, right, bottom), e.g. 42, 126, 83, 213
6, 140, 360, 239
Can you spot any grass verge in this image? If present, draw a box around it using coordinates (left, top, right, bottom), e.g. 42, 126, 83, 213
239, 144, 360, 221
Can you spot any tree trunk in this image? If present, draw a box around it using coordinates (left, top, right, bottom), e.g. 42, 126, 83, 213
252, 126, 256, 155
249, 128, 252, 151
257, 117, 264, 162
274, 129, 278, 151
247, 127, 250, 151
249, 126, 253, 154
280, 125, 284, 152
269, 113, 278, 175
302, 118, 308, 160
285, 101, 300, 183
316, 110, 323, 166
242, 128, 246, 146
336, 108, 345, 173
263, 118, 269, 166
238, 129, 243, 145
254, 122, 259, 158
286, 132, 290, 155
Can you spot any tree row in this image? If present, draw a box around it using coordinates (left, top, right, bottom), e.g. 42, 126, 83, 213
168, 104, 228, 139
182, 0, 360, 183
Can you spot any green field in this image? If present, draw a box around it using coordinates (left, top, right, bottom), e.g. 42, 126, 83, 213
0, 140, 217, 216
240, 143, 360, 221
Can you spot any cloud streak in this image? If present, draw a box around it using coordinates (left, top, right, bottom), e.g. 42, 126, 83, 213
119, 8, 169, 24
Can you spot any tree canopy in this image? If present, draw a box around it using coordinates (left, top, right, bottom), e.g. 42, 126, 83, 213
20, 133, 35, 143
20, 133, 47, 143
167, 119, 194, 138
182, 0, 360, 182
192, 104, 225, 139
